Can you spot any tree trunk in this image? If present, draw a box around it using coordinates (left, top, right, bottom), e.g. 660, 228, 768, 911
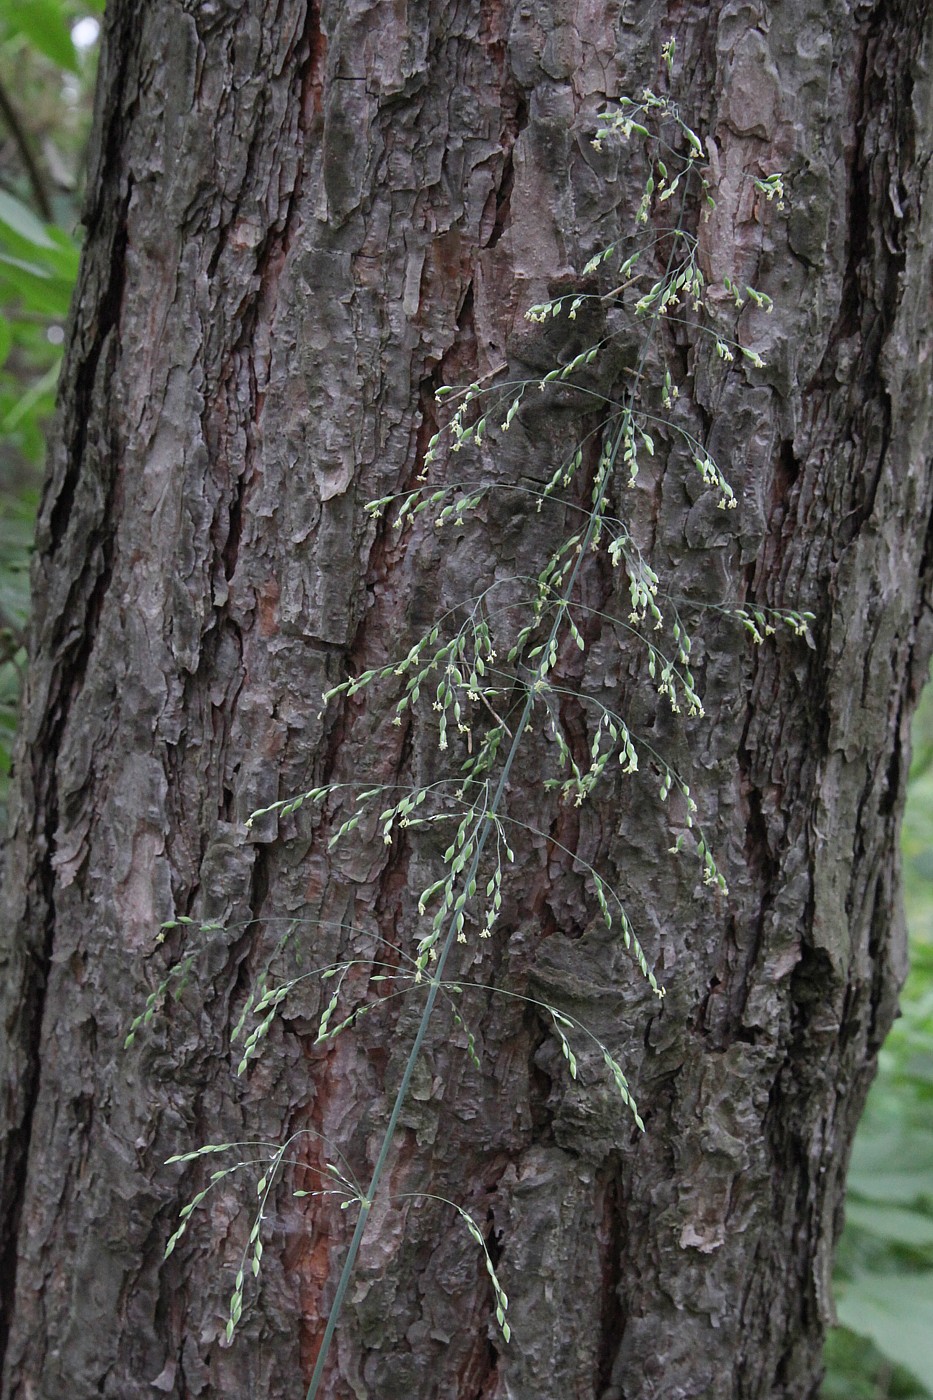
2, 1, 932, 1397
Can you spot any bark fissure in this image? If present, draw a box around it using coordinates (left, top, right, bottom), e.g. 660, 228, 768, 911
47, 209, 128, 554
0, 139, 131, 1374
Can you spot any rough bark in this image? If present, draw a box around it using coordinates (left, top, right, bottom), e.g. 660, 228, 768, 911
2, 1, 933, 1398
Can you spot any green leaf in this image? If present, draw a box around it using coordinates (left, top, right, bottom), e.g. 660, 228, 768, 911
0, 191, 56, 250
837, 1272, 933, 1396
0, 258, 74, 316
0, 0, 79, 72
0, 250, 53, 279
1, 360, 60, 434
847, 1130, 933, 1205
844, 1199, 933, 1249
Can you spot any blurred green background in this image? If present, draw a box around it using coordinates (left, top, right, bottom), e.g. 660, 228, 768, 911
0, 0, 98, 808
1, 4, 931, 1393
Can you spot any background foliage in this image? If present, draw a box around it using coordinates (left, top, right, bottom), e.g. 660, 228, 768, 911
0, 4, 929, 1392
0, 0, 98, 810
